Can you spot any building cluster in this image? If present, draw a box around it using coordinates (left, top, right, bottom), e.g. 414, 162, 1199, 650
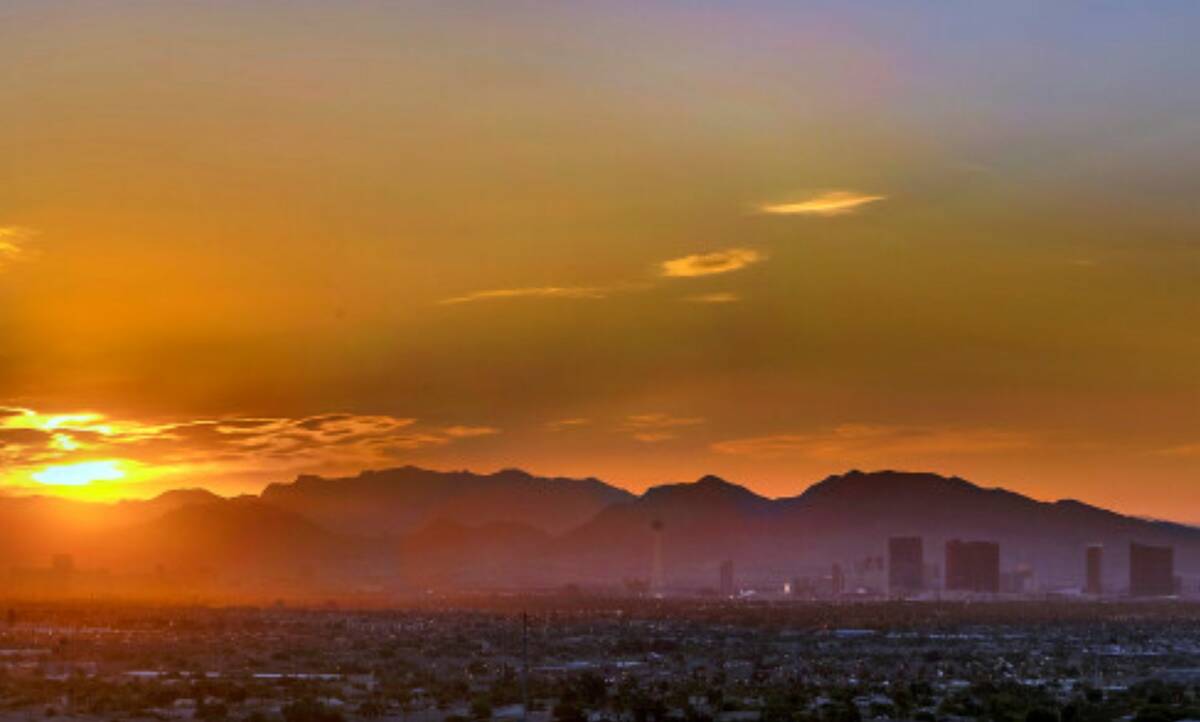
713, 540, 1182, 601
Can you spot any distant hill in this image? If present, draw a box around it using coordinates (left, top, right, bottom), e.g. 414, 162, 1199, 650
398, 518, 550, 589
97, 497, 374, 577
0, 488, 223, 570
259, 465, 634, 536
112, 487, 224, 522
554, 475, 778, 583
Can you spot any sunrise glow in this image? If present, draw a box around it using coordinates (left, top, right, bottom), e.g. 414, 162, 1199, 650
31, 460, 126, 487
0, 2, 1197, 520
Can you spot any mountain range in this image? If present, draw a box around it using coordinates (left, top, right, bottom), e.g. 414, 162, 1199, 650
1, 466, 1196, 596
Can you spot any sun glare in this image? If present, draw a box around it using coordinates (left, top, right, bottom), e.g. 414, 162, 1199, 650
41, 413, 104, 430
32, 460, 126, 487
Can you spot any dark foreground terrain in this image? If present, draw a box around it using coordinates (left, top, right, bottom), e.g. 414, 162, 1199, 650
2, 599, 1200, 722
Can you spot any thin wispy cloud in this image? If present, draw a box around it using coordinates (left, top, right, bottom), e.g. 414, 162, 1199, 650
712, 423, 1031, 459
660, 248, 764, 278
683, 292, 740, 304
439, 286, 609, 305
443, 253, 758, 307
1156, 442, 1200, 458
0, 227, 36, 268
624, 413, 707, 430
631, 432, 679, 443
622, 413, 705, 443
760, 191, 885, 216
547, 418, 591, 432
442, 425, 500, 438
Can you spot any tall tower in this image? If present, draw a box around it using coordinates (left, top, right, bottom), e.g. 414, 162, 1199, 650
1085, 545, 1103, 595
650, 519, 665, 594
719, 559, 735, 598
831, 563, 845, 596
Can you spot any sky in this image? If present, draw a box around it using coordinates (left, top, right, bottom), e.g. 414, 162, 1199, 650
1, 2, 1198, 518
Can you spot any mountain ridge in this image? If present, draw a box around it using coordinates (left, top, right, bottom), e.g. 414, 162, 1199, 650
259, 464, 634, 536
2, 466, 1197, 594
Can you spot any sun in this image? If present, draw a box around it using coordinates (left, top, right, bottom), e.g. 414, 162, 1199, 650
32, 460, 126, 487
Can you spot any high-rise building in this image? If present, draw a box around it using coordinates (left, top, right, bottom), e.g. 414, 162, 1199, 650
945, 540, 1000, 593
888, 537, 924, 593
719, 559, 735, 597
831, 563, 845, 596
650, 519, 665, 593
789, 577, 814, 598
1085, 545, 1103, 595
1129, 542, 1174, 597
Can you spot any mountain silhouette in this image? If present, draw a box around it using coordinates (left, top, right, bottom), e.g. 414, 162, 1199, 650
771, 470, 1199, 585
2, 466, 1197, 595
544, 470, 1200, 587
260, 465, 634, 536
0, 487, 225, 570
99, 497, 369, 576
554, 474, 777, 583
398, 518, 550, 588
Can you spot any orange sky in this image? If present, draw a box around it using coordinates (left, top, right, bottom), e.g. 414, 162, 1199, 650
1, 3, 1198, 519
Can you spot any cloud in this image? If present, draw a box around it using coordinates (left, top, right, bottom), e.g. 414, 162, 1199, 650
624, 413, 707, 430
712, 423, 1032, 459
442, 425, 500, 438
0, 406, 499, 489
0, 227, 36, 268
683, 292, 739, 304
621, 413, 705, 442
660, 248, 764, 278
1156, 442, 1200, 458
632, 432, 679, 443
759, 191, 885, 216
546, 413, 707, 441
547, 418, 591, 432
0, 427, 54, 447
439, 286, 609, 304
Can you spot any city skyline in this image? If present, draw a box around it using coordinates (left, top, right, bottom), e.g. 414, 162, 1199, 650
0, 466, 1194, 601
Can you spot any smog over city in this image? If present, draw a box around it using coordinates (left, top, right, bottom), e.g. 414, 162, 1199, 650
2, 3, 1200, 722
